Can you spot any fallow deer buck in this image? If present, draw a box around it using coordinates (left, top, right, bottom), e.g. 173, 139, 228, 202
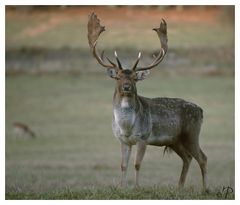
88, 13, 208, 191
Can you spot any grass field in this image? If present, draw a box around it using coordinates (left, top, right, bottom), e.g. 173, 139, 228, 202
5, 6, 234, 199
5, 74, 234, 199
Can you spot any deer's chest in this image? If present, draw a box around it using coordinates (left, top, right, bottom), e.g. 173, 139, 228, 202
113, 97, 138, 137
113, 107, 136, 135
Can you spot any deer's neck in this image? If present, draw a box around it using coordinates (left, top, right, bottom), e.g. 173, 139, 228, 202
113, 90, 140, 112
113, 90, 141, 137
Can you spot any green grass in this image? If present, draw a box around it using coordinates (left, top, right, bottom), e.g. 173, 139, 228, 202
5, 186, 234, 199
5, 74, 234, 199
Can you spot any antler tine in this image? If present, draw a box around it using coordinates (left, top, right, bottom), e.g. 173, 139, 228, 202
132, 52, 142, 71
100, 50, 116, 67
136, 49, 165, 71
106, 56, 117, 67
136, 19, 168, 71
114, 51, 123, 69
88, 12, 117, 69
92, 42, 116, 68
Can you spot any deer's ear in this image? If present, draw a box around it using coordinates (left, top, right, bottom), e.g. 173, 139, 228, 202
135, 70, 150, 81
107, 68, 118, 79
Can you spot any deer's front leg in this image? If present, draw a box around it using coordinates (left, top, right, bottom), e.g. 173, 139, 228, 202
134, 140, 147, 187
120, 142, 132, 187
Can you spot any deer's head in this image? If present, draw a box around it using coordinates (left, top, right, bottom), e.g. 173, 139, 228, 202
87, 13, 168, 97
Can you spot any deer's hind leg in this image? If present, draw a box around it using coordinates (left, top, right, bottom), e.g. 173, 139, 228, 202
182, 120, 208, 191
170, 143, 192, 189
184, 143, 208, 191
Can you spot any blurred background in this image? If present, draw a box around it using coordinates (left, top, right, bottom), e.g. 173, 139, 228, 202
5, 5, 234, 197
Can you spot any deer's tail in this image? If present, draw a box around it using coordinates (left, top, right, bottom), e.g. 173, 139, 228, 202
163, 146, 173, 156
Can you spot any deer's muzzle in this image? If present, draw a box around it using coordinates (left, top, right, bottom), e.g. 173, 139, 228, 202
122, 83, 132, 92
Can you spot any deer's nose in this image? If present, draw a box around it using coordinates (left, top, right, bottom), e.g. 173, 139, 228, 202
123, 83, 131, 92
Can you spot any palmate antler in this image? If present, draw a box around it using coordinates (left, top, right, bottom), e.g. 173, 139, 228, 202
88, 13, 122, 69
87, 13, 168, 71
133, 19, 168, 71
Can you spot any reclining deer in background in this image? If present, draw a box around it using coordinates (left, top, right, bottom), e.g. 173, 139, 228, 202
87, 13, 208, 191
